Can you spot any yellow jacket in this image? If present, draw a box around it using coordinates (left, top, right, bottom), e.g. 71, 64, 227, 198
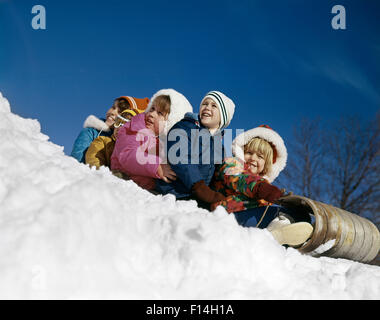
85, 134, 116, 169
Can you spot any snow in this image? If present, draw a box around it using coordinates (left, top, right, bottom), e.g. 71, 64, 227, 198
309, 240, 336, 256
0, 91, 380, 299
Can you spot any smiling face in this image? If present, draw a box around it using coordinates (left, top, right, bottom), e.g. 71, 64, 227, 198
105, 104, 120, 127
199, 98, 221, 130
243, 137, 273, 176
105, 98, 132, 127
244, 151, 266, 175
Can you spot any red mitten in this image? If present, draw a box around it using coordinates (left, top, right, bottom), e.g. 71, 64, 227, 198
191, 180, 226, 204
256, 182, 283, 203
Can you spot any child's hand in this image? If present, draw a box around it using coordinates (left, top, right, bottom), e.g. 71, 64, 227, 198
191, 180, 226, 204
158, 164, 177, 183
256, 182, 283, 203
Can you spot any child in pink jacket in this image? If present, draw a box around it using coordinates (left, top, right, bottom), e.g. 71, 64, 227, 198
111, 89, 193, 190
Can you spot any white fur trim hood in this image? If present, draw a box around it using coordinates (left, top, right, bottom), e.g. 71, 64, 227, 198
232, 126, 287, 183
145, 89, 193, 135
83, 115, 111, 132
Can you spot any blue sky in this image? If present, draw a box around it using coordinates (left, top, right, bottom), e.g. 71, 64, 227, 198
1, 0, 379, 156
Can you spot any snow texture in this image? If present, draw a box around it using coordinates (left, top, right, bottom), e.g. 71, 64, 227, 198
0, 92, 380, 299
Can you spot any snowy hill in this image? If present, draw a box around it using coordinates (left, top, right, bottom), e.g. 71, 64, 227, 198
0, 92, 380, 299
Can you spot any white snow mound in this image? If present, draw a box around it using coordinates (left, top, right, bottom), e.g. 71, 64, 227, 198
0, 92, 380, 299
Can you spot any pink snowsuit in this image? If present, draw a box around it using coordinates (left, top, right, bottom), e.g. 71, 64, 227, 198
111, 113, 161, 190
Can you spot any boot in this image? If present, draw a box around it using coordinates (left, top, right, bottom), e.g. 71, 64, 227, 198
267, 213, 294, 232
269, 222, 314, 247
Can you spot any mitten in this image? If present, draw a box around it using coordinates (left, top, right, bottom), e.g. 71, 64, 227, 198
256, 182, 283, 203
191, 180, 226, 204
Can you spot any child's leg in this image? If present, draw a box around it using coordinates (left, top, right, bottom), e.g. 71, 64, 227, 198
274, 204, 312, 224
234, 205, 314, 247
267, 205, 314, 246
269, 223, 313, 246
233, 206, 281, 228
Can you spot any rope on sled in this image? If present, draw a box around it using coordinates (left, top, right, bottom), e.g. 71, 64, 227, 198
256, 205, 270, 228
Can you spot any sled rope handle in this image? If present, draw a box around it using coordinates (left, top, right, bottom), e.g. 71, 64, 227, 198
256, 205, 270, 228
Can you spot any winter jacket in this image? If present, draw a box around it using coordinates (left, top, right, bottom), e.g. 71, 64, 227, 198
71, 115, 112, 163
85, 134, 116, 169
155, 112, 224, 199
111, 113, 161, 190
210, 157, 272, 212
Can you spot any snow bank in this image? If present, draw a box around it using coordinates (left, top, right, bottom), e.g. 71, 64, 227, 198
0, 92, 380, 299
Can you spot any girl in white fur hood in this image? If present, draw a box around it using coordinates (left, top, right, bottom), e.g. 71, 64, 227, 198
110, 89, 193, 191
211, 124, 314, 247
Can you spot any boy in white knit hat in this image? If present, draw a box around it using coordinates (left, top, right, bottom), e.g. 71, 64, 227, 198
156, 90, 235, 209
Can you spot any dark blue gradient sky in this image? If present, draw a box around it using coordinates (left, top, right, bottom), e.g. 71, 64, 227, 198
1, 0, 379, 155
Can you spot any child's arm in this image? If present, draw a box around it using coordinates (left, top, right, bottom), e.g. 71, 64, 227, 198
217, 158, 282, 202
166, 128, 203, 188
116, 130, 161, 178
85, 137, 107, 169
70, 128, 96, 163
167, 127, 225, 203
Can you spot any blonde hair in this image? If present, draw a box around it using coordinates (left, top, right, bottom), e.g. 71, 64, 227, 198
152, 95, 171, 117
244, 137, 273, 175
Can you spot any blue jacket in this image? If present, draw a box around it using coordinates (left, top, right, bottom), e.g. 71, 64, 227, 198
70, 116, 112, 163
156, 112, 224, 199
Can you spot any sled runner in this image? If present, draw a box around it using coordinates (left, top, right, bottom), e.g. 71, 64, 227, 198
277, 195, 380, 263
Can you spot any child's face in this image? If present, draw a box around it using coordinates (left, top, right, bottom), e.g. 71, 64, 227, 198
105, 104, 120, 127
199, 98, 221, 130
145, 104, 168, 135
244, 150, 266, 175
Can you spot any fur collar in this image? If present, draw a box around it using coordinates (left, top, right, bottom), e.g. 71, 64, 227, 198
83, 115, 111, 132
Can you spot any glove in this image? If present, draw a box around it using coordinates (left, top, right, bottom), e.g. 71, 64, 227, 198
256, 182, 283, 203
191, 180, 226, 204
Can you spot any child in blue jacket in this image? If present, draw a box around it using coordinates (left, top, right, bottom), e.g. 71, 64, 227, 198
156, 91, 235, 208
70, 96, 149, 163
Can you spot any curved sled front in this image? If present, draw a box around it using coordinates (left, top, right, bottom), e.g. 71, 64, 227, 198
278, 195, 380, 263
